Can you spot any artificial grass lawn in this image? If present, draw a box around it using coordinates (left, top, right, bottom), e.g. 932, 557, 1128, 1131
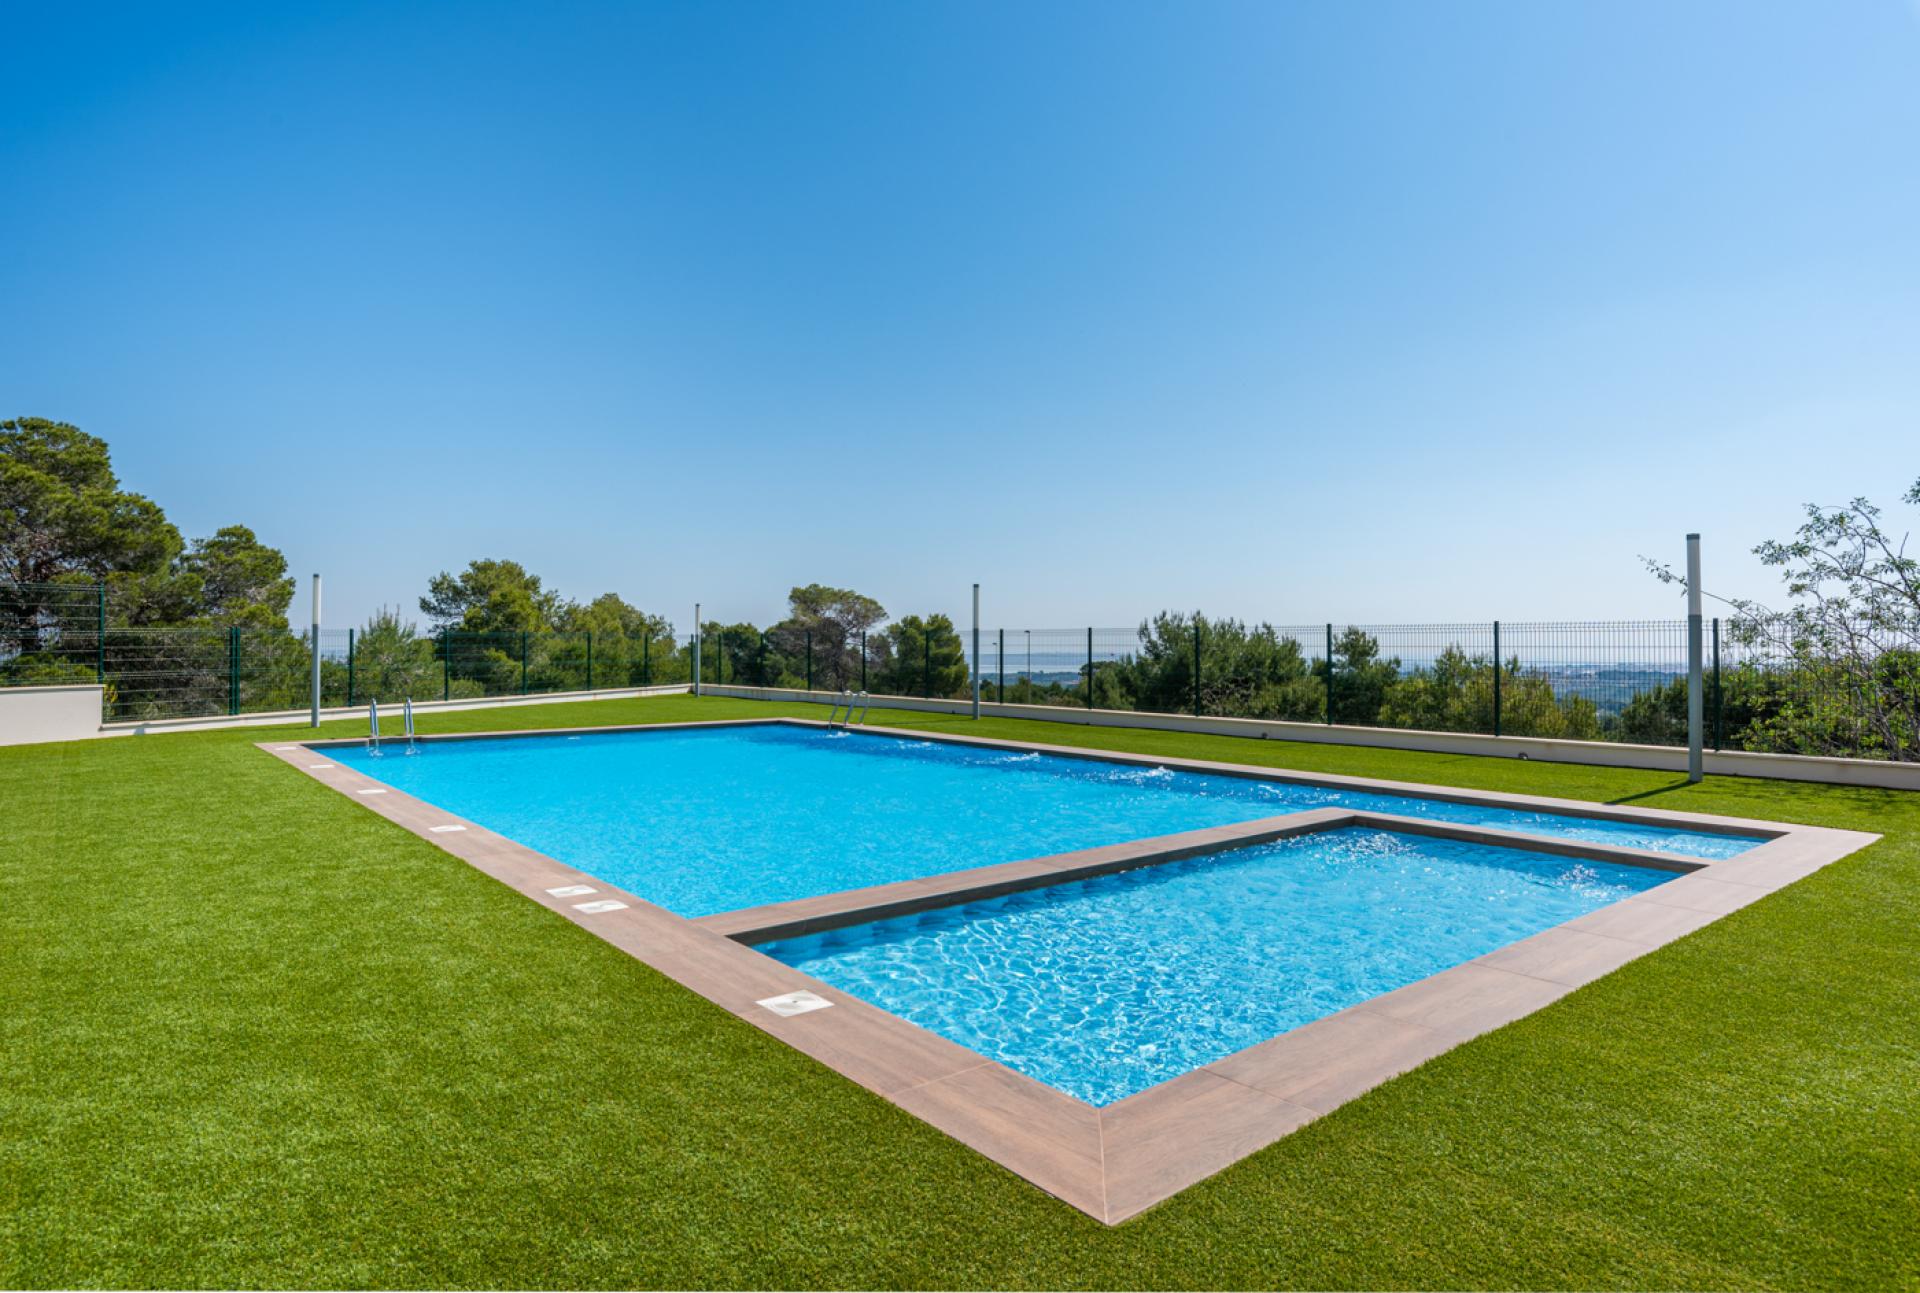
2, 696, 1916, 1291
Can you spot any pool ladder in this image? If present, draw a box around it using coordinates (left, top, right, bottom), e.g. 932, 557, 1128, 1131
826, 690, 870, 729
367, 698, 421, 755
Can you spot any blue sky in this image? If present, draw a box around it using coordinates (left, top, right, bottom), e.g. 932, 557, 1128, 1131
3, 1, 1917, 633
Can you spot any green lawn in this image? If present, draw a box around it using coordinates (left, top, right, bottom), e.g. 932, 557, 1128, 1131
2, 696, 1915, 1290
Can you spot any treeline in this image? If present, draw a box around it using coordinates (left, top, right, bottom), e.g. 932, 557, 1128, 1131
976, 615, 1919, 758
966, 614, 1606, 740
7, 418, 1914, 756
1610, 652, 1920, 760
2, 418, 298, 654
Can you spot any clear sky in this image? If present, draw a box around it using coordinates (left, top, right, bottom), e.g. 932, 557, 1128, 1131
3, 1, 1917, 633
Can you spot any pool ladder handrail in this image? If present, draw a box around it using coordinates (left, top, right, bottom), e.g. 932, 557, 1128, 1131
826, 690, 872, 729
403, 697, 419, 754
826, 689, 853, 727
367, 698, 381, 755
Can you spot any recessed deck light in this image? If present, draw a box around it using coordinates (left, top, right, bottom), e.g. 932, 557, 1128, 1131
757, 990, 833, 1017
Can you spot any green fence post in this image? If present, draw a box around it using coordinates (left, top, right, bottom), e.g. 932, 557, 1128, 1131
806, 629, 813, 692
346, 627, 355, 708
643, 632, 651, 686
228, 626, 241, 716
924, 630, 932, 699
717, 629, 726, 685
1086, 627, 1094, 710
96, 582, 106, 684
521, 631, 529, 694
1712, 617, 1723, 750
586, 631, 593, 691
998, 628, 1005, 701
759, 630, 768, 686
1492, 620, 1501, 737
1192, 619, 1202, 717
860, 630, 867, 690
1325, 623, 1335, 724
442, 629, 450, 701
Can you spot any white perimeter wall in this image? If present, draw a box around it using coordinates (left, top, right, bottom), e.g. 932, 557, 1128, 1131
0, 683, 694, 746
0, 684, 106, 747
7, 677, 1914, 791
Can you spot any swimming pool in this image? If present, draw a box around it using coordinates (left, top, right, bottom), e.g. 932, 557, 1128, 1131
327, 723, 1761, 916
761, 827, 1673, 1105
285, 719, 1866, 1221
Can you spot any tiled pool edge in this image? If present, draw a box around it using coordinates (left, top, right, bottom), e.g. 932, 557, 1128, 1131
261, 725, 1879, 1225
825, 718, 1789, 843
696, 809, 1708, 944
302, 714, 1795, 844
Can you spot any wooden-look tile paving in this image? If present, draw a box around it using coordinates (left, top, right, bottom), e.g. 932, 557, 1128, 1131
260, 718, 1879, 1224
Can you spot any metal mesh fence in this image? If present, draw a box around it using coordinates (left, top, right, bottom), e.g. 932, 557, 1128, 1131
0, 581, 105, 688
0, 583, 704, 722
5, 581, 1915, 758
944, 615, 1917, 760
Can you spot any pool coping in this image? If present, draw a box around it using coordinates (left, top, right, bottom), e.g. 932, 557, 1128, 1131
260, 718, 1880, 1225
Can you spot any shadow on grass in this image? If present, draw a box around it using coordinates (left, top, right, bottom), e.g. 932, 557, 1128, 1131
1609, 779, 1696, 805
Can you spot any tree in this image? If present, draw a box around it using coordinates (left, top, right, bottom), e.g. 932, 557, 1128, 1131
174, 526, 296, 630
562, 592, 671, 641
0, 418, 182, 586
698, 621, 767, 686
1612, 676, 1689, 746
1, 420, 296, 702
1647, 476, 1920, 760
549, 593, 673, 688
1118, 613, 1323, 720
787, 584, 886, 635
419, 559, 565, 634
1378, 646, 1599, 739
877, 614, 967, 698
347, 608, 440, 703
1316, 627, 1401, 726
766, 584, 887, 692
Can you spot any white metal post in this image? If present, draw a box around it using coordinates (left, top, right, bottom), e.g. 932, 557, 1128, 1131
971, 583, 981, 720
309, 574, 322, 727
693, 602, 702, 697
1686, 534, 1704, 783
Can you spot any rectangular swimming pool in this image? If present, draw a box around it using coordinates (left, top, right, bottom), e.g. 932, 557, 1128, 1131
759, 826, 1674, 1104
327, 723, 1761, 917
286, 720, 1867, 1221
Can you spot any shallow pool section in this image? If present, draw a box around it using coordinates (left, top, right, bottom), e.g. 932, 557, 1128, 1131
761, 827, 1673, 1105
327, 725, 1757, 916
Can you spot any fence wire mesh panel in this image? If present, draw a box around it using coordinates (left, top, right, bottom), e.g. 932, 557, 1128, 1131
944, 614, 1918, 759
1719, 617, 1920, 760
1, 582, 702, 721
714, 624, 872, 692
1496, 621, 1691, 743
1338, 622, 1502, 733
6, 580, 1915, 756
0, 582, 106, 686
974, 628, 1108, 706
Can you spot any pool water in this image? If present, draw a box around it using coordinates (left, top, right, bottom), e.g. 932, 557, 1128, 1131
328, 724, 1756, 916
762, 827, 1673, 1105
